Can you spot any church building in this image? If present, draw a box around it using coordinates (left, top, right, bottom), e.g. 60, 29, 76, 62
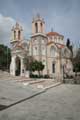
10, 14, 73, 80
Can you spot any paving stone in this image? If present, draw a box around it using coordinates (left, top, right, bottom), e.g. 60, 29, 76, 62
0, 84, 80, 120
0, 79, 42, 106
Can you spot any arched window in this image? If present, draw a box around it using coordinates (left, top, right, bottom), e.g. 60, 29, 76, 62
50, 46, 56, 57
35, 23, 38, 33
18, 31, 21, 40
14, 31, 16, 40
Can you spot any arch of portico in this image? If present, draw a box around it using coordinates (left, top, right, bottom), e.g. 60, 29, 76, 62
10, 55, 25, 76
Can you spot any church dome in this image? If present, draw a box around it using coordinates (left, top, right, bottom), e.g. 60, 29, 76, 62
47, 32, 64, 37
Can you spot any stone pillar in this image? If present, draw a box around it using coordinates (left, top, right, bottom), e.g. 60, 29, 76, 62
43, 22, 45, 33
11, 31, 14, 42
20, 30, 23, 40
38, 21, 41, 33
10, 56, 16, 76
16, 30, 18, 40
21, 58, 25, 76
56, 59, 60, 82
32, 22, 35, 34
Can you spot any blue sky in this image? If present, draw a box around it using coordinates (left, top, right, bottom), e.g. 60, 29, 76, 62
0, 0, 80, 47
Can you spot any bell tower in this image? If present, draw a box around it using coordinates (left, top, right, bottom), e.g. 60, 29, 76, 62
31, 14, 48, 74
32, 14, 45, 34
11, 22, 23, 45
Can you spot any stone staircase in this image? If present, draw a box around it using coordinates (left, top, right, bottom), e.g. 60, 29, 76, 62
0, 70, 28, 81
21, 78, 59, 89
0, 70, 61, 89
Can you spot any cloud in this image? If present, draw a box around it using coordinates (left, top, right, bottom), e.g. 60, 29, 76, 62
0, 14, 16, 46
0, 13, 31, 46
0, 0, 80, 47
45, 1, 80, 46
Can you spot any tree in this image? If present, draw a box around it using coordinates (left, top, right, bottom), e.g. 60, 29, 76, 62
30, 60, 45, 76
23, 56, 34, 71
72, 47, 80, 72
0, 44, 11, 71
66, 38, 73, 59
66, 38, 70, 47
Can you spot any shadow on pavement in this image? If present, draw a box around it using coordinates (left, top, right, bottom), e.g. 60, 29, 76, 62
0, 90, 46, 111
0, 105, 7, 111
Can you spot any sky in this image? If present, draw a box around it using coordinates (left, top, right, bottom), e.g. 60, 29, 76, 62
0, 0, 80, 47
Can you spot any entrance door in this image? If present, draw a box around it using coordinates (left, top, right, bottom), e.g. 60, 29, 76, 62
15, 57, 21, 76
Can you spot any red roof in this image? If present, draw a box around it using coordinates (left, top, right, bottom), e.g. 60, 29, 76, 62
47, 32, 64, 37
56, 44, 65, 49
47, 41, 65, 49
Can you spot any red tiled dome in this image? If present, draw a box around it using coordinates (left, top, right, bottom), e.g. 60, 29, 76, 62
47, 32, 63, 37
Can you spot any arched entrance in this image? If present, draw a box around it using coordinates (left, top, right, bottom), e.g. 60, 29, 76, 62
15, 56, 21, 76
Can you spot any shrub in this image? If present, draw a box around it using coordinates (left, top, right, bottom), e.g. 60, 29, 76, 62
44, 74, 50, 79
30, 74, 39, 78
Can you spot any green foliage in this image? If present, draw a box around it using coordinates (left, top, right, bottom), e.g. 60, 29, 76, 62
23, 57, 45, 77
0, 44, 11, 71
66, 38, 70, 47
30, 60, 45, 76
30, 74, 50, 79
66, 38, 73, 57
43, 74, 50, 78
30, 74, 43, 78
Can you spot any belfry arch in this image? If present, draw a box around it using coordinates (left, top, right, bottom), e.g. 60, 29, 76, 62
35, 23, 38, 33
18, 30, 21, 40
14, 31, 16, 40
40, 22, 43, 32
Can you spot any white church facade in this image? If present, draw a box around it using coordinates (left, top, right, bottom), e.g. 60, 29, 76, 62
10, 15, 73, 79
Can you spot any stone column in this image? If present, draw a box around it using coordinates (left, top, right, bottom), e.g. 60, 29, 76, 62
20, 30, 23, 40
32, 22, 35, 34
11, 31, 14, 42
43, 22, 45, 33
56, 49, 62, 82
16, 30, 18, 40
56, 58, 61, 82
38, 21, 41, 33
21, 58, 25, 76
10, 56, 16, 76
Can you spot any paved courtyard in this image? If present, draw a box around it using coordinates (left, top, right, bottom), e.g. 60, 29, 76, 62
0, 79, 42, 106
0, 80, 80, 120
